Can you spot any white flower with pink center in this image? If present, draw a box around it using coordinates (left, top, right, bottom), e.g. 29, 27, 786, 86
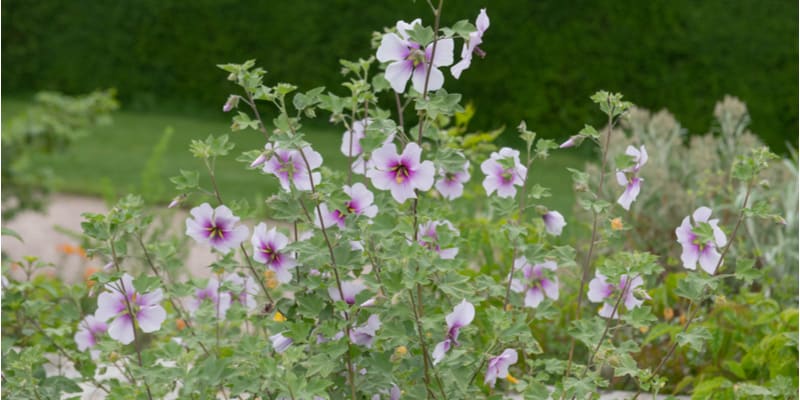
251, 223, 296, 283
328, 280, 366, 305
74, 315, 107, 356
451, 8, 490, 79
367, 142, 435, 203
432, 299, 474, 365
262, 145, 323, 191
376, 19, 454, 93
510, 258, 559, 308
186, 276, 232, 320
435, 160, 471, 200
350, 314, 381, 348
223, 273, 259, 311
94, 273, 166, 345
316, 183, 379, 229
675, 206, 727, 274
480, 147, 528, 198
185, 203, 249, 254
341, 119, 370, 158
587, 272, 650, 319
542, 210, 567, 236
418, 220, 459, 259
615, 145, 648, 210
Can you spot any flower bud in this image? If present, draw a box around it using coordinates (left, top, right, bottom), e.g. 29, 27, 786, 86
250, 153, 267, 168
534, 205, 548, 216
223, 95, 239, 112
168, 194, 185, 209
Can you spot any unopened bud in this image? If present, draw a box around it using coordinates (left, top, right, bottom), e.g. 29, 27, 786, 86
534, 205, 548, 216
250, 153, 267, 168
359, 297, 377, 308
775, 215, 787, 225
574, 183, 588, 192
168, 194, 186, 209
103, 261, 115, 271
223, 95, 240, 112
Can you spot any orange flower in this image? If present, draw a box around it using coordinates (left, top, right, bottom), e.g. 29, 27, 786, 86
663, 307, 675, 320
610, 218, 623, 231
273, 312, 286, 322
57, 243, 87, 258
84, 267, 99, 287
176, 319, 187, 331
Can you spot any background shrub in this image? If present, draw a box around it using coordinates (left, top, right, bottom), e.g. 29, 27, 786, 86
2, 0, 797, 151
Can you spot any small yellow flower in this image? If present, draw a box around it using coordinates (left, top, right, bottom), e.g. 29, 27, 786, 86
610, 217, 623, 231
663, 307, 675, 320
267, 278, 279, 289
273, 312, 286, 322
506, 374, 519, 384
394, 345, 408, 357
504, 304, 513, 311
639, 326, 649, 334
263, 270, 276, 280
679, 314, 687, 325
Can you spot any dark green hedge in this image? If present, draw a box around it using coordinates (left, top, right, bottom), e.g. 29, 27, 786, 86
3, 0, 797, 151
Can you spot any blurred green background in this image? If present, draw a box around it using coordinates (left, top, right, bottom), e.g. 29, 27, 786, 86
3, 0, 797, 151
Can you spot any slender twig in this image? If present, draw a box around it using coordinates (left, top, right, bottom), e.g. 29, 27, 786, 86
395, 92, 405, 132
631, 178, 756, 400
408, 290, 437, 399
564, 102, 616, 382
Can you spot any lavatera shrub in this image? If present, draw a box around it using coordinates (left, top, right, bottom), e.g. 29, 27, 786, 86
2, 3, 794, 400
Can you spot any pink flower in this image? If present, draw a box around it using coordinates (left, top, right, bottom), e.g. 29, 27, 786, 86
341, 119, 370, 158
484, 349, 518, 388
615, 145, 648, 210
418, 220, 459, 259
186, 276, 232, 320
435, 160, 470, 200
328, 280, 367, 305
616, 174, 643, 211
316, 183, 379, 229
510, 258, 559, 308
74, 315, 107, 354
675, 206, 727, 274
350, 314, 381, 348
95, 273, 166, 345
376, 19, 455, 93
222, 95, 239, 112
542, 211, 566, 236
559, 136, 578, 149
262, 145, 323, 191
185, 203, 249, 253
367, 142, 435, 203
451, 9, 489, 79
251, 223, 296, 283
223, 273, 259, 311
480, 147, 528, 198
587, 272, 649, 319
432, 299, 475, 365
270, 333, 293, 354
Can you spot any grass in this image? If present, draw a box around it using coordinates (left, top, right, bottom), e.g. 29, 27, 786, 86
2, 97, 585, 215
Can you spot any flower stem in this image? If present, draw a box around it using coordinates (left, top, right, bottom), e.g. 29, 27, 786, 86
503, 147, 533, 310
564, 102, 616, 383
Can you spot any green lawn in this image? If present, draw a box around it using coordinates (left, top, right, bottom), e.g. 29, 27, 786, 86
2, 98, 583, 214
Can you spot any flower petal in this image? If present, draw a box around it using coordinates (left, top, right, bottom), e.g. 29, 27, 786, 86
376, 33, 408, 62
385, 61, 413, 93
137, 305, 166, 333
108, 314, 134, 345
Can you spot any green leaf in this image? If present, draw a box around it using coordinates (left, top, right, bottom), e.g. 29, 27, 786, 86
734, 258, 761, 284
1, 227, 23, 242
170, 169, 200, 192
677, 326, 711, 352
406, 23, 435, 45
